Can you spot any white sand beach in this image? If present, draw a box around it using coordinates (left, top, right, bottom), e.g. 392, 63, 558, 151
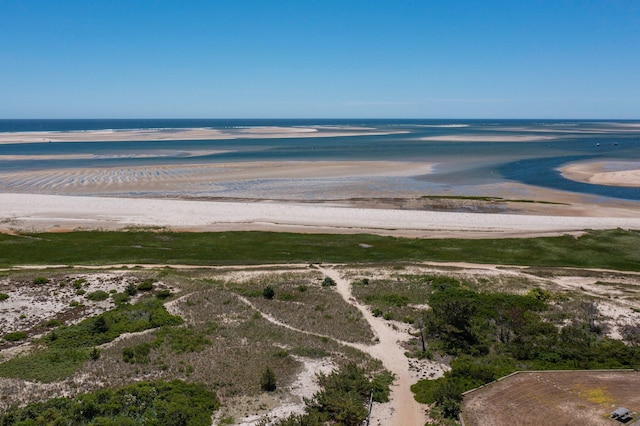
2, 193, 640, 238
560, 161, 640, 188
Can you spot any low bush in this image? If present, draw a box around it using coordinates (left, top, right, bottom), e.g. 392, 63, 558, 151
44, 319, 62, 327
153, 326, 211, 354
86, 290, 109, 301
122, 342, 152, 364
322, 277, 336, 287
0, 293, 9, 301
33, 276, 49, 285
0, 380, 219, 425
112, 292, 130, 305
137, 278, 155, 291
277, 292, 295, 301
155, 289, 173, 299
4, 331, 27, 342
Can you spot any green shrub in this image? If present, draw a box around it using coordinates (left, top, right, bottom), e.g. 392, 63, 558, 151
33, 276, 49, 285
322, 277, 337, 287
528, 287, 553, 301
277, 292, 295, 301
138, 279, 155, 291
44, 319, 62, 327
263, 285, 275, 300
204, 321, 219, 334
112, 292, 130, 305
4, 331, 27, 342
291, 347, 329, 358
155, 289, 173, 299
403, 316, 414, 324
153, 326, 210, 353
275, 363, 391, 425
0, 293, 9, 301
86, 290, 109, 301
0, 298, 183, 382
0, 380, 219, 425
122, 343, 151, 364
89, 347, 100, 361
125, 282, 138, 296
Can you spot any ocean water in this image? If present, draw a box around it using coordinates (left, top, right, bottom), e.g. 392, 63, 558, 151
0, 119, 639, 201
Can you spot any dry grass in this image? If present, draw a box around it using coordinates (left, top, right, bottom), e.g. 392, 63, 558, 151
225, 270, 375, 344
0, 267, 379, 415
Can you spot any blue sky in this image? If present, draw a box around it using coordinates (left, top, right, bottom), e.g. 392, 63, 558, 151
1, 0, 639, 118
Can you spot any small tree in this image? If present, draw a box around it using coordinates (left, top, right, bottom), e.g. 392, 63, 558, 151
260, 366, 277, 392
92, 316, 109, 334
263, 286, 275, 300
90, 347, 101, 361
125, 282, 138, 296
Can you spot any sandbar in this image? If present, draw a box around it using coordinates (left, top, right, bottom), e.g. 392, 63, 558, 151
0, 150, 230, 161
0, 126, 406, 144
420, 134, 557, 142
559, 161, 640, 188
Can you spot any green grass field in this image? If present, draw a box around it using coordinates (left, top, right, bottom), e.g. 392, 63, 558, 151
1, 229, 640, 270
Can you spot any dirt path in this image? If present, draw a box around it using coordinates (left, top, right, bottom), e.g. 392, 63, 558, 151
318, 266, 427, 426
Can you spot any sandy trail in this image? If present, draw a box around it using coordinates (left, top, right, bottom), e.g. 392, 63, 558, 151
319, 266, 427, 426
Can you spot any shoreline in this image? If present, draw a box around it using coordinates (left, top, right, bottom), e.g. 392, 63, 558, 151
2, 193, 640, 238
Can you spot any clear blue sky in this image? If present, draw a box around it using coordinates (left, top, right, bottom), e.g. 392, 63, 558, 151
1, 0, 639, 119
